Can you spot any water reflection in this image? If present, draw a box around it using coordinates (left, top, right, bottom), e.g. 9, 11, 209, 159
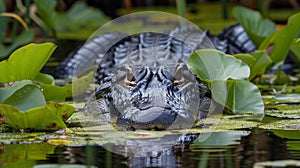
1, 128, 299, 167
0, 143, 56, 167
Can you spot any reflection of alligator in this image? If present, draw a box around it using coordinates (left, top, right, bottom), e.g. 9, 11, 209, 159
58, 24, 256, 130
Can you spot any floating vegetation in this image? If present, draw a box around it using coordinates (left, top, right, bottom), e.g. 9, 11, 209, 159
254, 160, 300, 168
0, 43, 74, 131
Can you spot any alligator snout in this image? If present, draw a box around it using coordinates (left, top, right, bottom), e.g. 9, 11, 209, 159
102, 65, 202, 130
115, 106, 177, 130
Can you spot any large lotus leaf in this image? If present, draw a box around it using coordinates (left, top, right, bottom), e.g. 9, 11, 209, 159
0, 102, 74, 130
0, 43, 57, 82
290, 39, 300, 64
259, 12, 300, 64
0, 29, 35, 60
232, 6, 277, 46
41, 84, 72, 102
187, 49, 250, 82
234, 50, 272, 80
0, 81, 46, 111
211, 80, 264, 118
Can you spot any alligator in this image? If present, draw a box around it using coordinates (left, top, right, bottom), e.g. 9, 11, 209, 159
57, 24, 256, 130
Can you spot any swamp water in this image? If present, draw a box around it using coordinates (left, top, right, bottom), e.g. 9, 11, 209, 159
2, 87, 300, 168
1, 117, 300, 168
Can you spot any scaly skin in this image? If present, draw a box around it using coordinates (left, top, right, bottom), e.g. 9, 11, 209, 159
58, 25, 256, 130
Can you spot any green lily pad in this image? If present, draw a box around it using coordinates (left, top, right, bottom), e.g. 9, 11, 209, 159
233, 53, 256, 66
0, 80, 32, 103
33, 73, 55, 85
234, 50, 272, 80
232, 6, 277, 46
259, 117, 300, 130
259, 12, 300, 64
290, 38, 300, 64
0, 43, 57, 82
220, 80, 264, 117
72, 71, 95, 99
191, 131, 250, 146
0, 102, 74, 130
28, 72, 72, 103
258, 85, 300, 95
40, 83, 72, 102
0, 80, 46, 111
3, 84, 46, 112
287, 141, 300, 155
272, 130, 300, 139
265, 104, 300, 119
188, 49, 250, 82
187, 49, 263, 119
273, 94, 300, 103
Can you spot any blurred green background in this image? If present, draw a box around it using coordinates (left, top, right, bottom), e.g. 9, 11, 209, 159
1, 0, 299, 76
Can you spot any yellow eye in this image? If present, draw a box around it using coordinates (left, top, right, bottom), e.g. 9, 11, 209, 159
127, 81, 137, 87
173, 80, 179, 86
125, 66, 136, 87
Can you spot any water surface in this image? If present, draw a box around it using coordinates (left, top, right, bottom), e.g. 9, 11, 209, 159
1, 128, 299, 168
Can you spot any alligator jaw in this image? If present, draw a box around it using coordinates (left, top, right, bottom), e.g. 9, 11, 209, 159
114, 106, 195, 130
114, 106, 176, 130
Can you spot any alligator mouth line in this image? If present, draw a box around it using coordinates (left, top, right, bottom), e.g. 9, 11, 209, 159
114, 106, 194, 130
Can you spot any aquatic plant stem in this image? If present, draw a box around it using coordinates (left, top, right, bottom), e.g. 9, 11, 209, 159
176, 0, 186, 18
0, 13, 29, 30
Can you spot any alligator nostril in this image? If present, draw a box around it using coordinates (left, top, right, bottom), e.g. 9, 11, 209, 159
152, 125, 166, 131
127, 126, 136, 131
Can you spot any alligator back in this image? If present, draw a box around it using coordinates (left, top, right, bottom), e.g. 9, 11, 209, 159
94, 26, 214, 85
57, 25, 256, 130
57, 24, 255, 80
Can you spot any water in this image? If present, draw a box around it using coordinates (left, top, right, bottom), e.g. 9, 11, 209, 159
1, 128, 300, 168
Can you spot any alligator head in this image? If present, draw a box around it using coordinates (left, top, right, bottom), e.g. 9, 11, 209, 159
84, 32, 212, 130
87, 60, 210, 130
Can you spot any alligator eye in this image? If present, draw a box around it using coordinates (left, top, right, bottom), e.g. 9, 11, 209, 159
173, 79, 185, 87
173, 80, 179, 86
125, 67, 136, 87
127, 81, 137, 87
